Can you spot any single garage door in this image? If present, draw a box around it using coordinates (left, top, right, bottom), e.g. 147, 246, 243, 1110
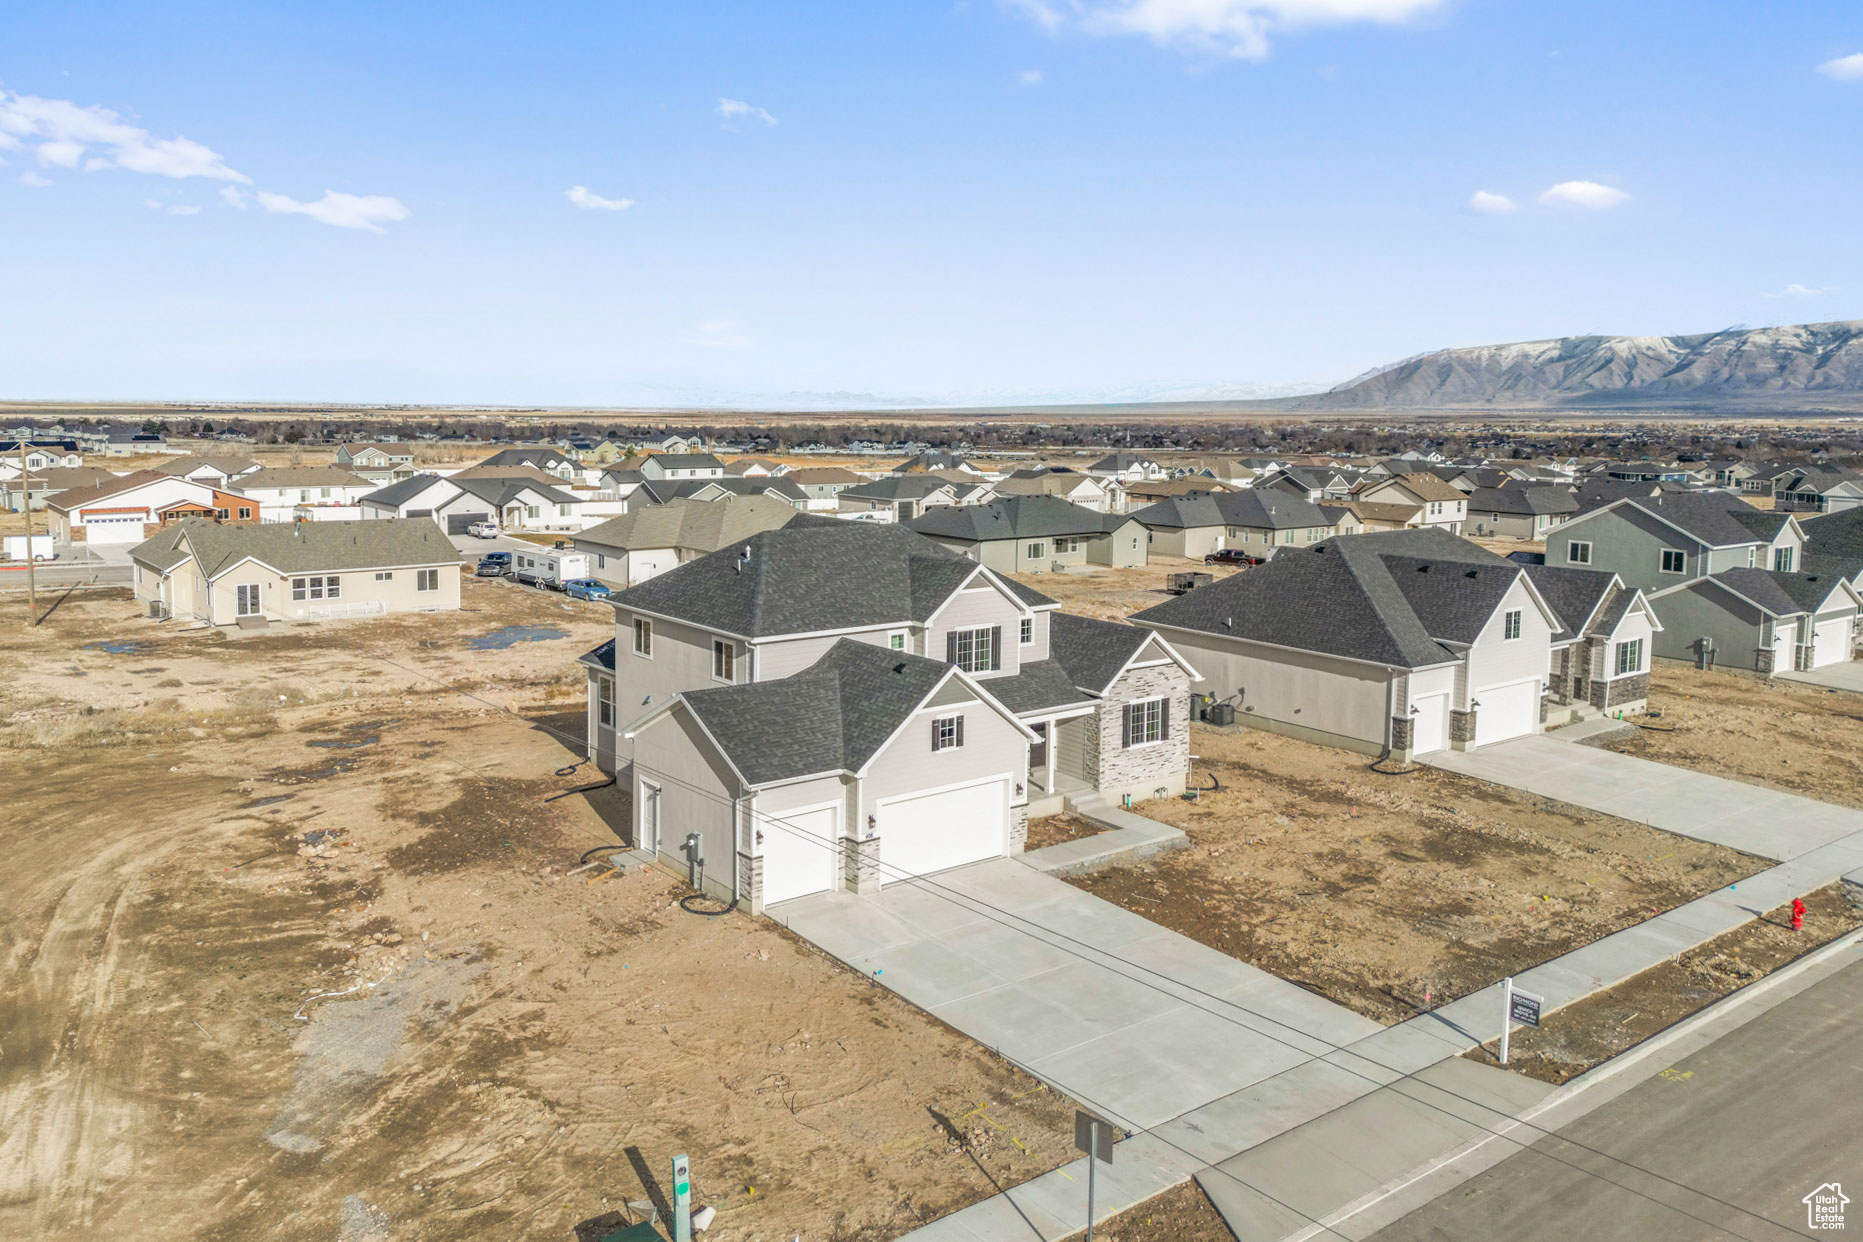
1473, 679, 1540, 748
1813, 616, 1855, 668
1411, 693, 1450, 756
879, 777, 1009, 885
761, 803, 838, 905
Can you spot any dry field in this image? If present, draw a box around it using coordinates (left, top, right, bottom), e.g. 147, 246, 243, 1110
1008, 558, 1241, 623
1069, 726, 1763, 1025
0, 578, 1076, 1242
1604, 664, 1863, 810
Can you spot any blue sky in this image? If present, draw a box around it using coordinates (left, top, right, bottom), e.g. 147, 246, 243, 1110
3, 1, 1862, 408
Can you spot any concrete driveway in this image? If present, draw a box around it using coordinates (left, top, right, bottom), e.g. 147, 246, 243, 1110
1780, 660, 1863, 694
768, 858, 1382, 1133
1424, 733, 1863, 861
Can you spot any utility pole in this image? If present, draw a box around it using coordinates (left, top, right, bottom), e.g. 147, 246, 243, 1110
14, 439, 34, 625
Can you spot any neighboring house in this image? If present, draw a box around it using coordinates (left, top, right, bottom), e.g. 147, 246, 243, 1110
837, 476, 966, 522
1257, 466, 1360, 502
1705, 459, 1764, 489
724, 457, 788, 477
0, 465, 119, 511
1463, 486, 1580, 541
1175, 457, 1258, 488
581, 523, 1196, 863
640, 453, 727, 481
989, 471, 1116, 512
472, 447, 580, 481
1524, 565, 1660, 718
1545, 493, 1800, 592
334, 443, 417, 482
357, 473, 472, 524
1087, 452, 1167, 484
574, 496, 815, 587
891, 450, 980, 475
566, 437, 634, 465
43, 471, 221, 544
1119, 477, 1233, 507
1132, 529, 1567, 761
906, 496, 1149, 571
0, 443, 85, 473
456, 477, 588, 532
785, 466, 867, 511
1776, 469, 1863, 515
102, 430, 169, 455
1351, 474, 1467, 532
1324, 499, 1422, 532
646, 433, 705, 454
1800, 507, 1863, 585
149, 455, 262, 488
231, 467, 377, 512
630, 476, 809, 511
130, 517, 460, 624
1647, 568, 1860, 673
1132, 490, 1334, 560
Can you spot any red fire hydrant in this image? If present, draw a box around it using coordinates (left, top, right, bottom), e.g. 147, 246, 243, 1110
1791, 897, 1806, 932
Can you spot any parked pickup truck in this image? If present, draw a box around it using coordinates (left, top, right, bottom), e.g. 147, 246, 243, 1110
1205, 548, 1266, 567
466, 520, 501, 539
562, 578, 613, 602
475, 552, 512, 577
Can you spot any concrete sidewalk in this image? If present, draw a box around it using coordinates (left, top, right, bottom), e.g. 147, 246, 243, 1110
1779, 661, 1863, 694
1017, 796, 1188, 876
1422, 732, 1863, 861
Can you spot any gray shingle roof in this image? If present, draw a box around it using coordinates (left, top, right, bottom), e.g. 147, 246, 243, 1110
1048, 613, 1151, 694
452, 476, 584, 507
1465, 486, 1579, 517
1706, 568, 1815, 616
840, 476, 959, 502
359, 472, 452, 508
1132, 489, 1333, 532
651, 453, 724, 470
1524, 565, 1619, 641
232, 467, 375, 490
1132, 528, 1519, 669
576, 495, 807, 554
637, 477, 806, 506
1599, 493, 1768, 547
1801, 507, 1863, 579
681, 640, 958, 785
610, 520, 1052, 637
476, 447, 571, 468
129, 517, 459, 578
981, 659, 1097, 714
906, 496, 1129, 541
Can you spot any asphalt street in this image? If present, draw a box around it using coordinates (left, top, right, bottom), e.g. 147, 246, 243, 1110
1369, 950, 1863, 1242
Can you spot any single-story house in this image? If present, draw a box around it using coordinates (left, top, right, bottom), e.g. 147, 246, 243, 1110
1132, 528, 1570, 760
724, 457, 788, 478
231, 467, 377, 512
1463, 486, 1580, 541
785, 466, 867, 511
130, 517, 460, 625
1086, 453, 1167, 483
630, 476, 809, 511
906, 496, 1149, 571
149, 455, 262, 489
989, 471, 1117, 512
837, 476, 970, 522
891, 450, 981, 475
641, 453, 727, 481
1133, 489, 1335, 560
471, 447, 580, 481
1119, 477, 1233, 508
1647, 568, 1860, 673
44, 471, 225, 544
574, 496, 816, 587
1, 465, 119, 511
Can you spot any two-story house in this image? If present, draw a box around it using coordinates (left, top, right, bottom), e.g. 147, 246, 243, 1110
583, 523, 1197, 907
334, 443, 417, 483
1351, 474, 1467, 533
1132, 490, 1335, 560
1546, 493, 1803, 591
640, 453, 727, 482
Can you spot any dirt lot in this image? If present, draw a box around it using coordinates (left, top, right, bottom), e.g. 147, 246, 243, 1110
1466, 884, 1863, 1084
1008, 558, 1241, 623
1061, 1178, 1233, 1242
1604, 664, 1863, 810
0, 579, 1076, 1242
1023, 815, 1108, 852
1068, 726, 1764, 1025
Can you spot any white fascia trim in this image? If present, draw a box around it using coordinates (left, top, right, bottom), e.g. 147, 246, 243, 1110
853, 665, 1038, 780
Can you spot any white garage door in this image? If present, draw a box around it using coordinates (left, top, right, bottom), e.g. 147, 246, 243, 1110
879, 777, 1009, 885
1411, 693, 1450, 756
761, 804, 838, 905
82, 514, 151, 544
1474, 679, 1540, 747
1813, 617, 1854, 668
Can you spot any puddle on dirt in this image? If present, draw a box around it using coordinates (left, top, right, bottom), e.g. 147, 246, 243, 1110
269, 758, 360, 784
308, 735, 379, 750
82, 639, 155, 656
464, 624, 568, 650
303, 828, 346, 846
246, 794, 296, 808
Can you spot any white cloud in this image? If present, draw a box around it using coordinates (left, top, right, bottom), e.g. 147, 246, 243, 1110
169, 204, 200, 216
256, 189, 409, 233
1003, 0, 1446, 61
566, 185, 634, 211
17, 171, 51, 187
1018, 68, 1047, 86
219, 185, 247, 209
142, 197, 163, 210
717, 97, 777, 126
0, 90, 249, 181
1817, 53, 1863, 80
1539, 179, 1629, 209
1763, 283, 1833, 299
1469, 190, 1516, 214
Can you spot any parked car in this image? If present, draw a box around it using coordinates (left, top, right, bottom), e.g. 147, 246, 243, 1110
475, 552, 512, 577
466, 520, 500, 538
562, 578, 613, 602
1205, 548, 1265, 567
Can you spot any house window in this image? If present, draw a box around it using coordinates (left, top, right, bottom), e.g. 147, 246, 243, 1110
1281, 529, 1294, 545
596, 676, 615, 728
1747, 547, 1757, 567
1124, 697, 1167, 747
559, 504, 572, 517
375, 571, 393, 581
932, 714, 964, 751
596, 553, 606, 569
527, 505, 540, 519
889, 632, 906, 651
948, 626, 998, 673
1567, 541, 1591, 565
633, 617, 653, 656
238, 507, 252, 520
713, 639, 736, 682
1615, 638, 1643, 676
1503, 609, 1522, 641
320, 488, 331, 499
1660, 549, 1686, 574
1020, 617, 1034, 645
1774, 547, 1795, 572
1027, 542, 1047, 559
416, 569, 439, 592
1055, 536, 1083, 553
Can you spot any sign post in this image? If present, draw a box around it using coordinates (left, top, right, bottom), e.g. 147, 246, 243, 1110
672, 1153, 692, 1242
1499, 977, 1543, 1065
1075, 1110, 1115, 1242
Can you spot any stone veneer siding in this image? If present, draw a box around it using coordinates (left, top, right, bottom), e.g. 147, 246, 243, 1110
739, 851, 764, 915
843, 836, 882, 894
1010, 806, 1029, 854
1388, 715, 1413, 754
1754, 647, 1777, 675
1090, 663, 1192, 803
1449, 708, 1477, 745
1590, 671, 1651, 713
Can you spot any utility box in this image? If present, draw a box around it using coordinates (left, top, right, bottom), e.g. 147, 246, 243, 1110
1166, 571, 1213, 595
1207, 702, 1236, 727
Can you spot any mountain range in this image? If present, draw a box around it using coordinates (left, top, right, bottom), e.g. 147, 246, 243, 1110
1299, 320, 1863, 410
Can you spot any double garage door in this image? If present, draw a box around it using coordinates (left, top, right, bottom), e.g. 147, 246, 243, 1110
82, 514, 151, 544
1812, 617, 1855, 668
758, 777, 1010, 906
1473, 679, 1540, 747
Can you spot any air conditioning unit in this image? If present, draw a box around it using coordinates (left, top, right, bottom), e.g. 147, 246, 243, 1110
147, 600, 169, 620
1207, 702, 1236, 727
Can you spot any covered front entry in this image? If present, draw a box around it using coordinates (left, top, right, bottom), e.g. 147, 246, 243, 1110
761, 803, 839, 905
878, 776, 1009, 885
1473, 679, 1539, 747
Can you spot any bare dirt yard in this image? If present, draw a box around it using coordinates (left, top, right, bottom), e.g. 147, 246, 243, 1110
1603, 664, 1863, 811
1009, 558, 1241, 623
1060, 1178, 1233, 1242
1068, 725, 1764, 1026
0, 578, 1076, 1242
1466, 883, 1863, 1085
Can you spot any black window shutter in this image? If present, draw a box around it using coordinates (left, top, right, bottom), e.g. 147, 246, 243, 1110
990, 626, 1002, 670
946, 631, 958, 664
955, 715, 965, 747
1122, 703, 1133, 748
932, 718, 941, 750
1160, 698, 1171, 740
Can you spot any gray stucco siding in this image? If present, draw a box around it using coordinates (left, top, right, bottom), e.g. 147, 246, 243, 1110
631, 706, 744, 901
1648, 583, 1773, 669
